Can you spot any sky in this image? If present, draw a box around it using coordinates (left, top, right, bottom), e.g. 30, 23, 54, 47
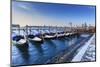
12, 1, 96, 27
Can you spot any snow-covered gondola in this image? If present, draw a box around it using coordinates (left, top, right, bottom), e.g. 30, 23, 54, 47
57, 32, 65, 38
44, 33, 57, 40
65, 33, 70, 36
27, 29, 43, 44
28, 34, 43, 44
69, 32, 77, 36
69, 33, 73, 35
12, 35, 28, 47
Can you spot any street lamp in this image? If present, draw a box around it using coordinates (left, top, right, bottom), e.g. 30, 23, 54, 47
69, 22, 72, 33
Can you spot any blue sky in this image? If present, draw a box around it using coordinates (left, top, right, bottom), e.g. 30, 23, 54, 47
12, 1, 96, 27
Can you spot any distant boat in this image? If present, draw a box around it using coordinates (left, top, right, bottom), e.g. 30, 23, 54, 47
12, 35, 28, 47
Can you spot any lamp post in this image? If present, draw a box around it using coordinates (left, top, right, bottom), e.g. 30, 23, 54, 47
69, 22, 72, 33
69, 22, 73, 46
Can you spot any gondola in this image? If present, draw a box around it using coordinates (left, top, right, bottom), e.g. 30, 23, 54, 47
43, 33, 57, 40
28, 34, 43, 44
57, 32, 65, 38
65, 33, 70, 36
12, 35, 28, 47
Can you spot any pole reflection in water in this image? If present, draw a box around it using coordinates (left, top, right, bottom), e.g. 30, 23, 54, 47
16, 44, 30, 64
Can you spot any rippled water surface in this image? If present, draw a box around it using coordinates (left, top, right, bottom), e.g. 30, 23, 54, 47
12, 35, 88, 66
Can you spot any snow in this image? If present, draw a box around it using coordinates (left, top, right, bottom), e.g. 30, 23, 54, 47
65, 33, 70, 36
44, 35, 55, 38
31, 37, 42, 41
18, 39, 26, 44
57, 34, 64, 37
81, 35, 95, 61
80, 34, 90, 37
72, 34, 95, 62
69, 33, 73, 35
13, 39, 26, 45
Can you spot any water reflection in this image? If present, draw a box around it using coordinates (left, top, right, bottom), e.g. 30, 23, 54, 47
44, 40, 56, 49
16, 44, 30, 64
12, 35, 80, 66
30, 42, 43, 54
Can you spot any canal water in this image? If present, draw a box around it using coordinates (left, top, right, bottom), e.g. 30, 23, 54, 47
11, 35, 89, 66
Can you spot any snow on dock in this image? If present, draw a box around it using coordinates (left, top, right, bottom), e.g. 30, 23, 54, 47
72, 34, 95, 62
81, 35, 95, 61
